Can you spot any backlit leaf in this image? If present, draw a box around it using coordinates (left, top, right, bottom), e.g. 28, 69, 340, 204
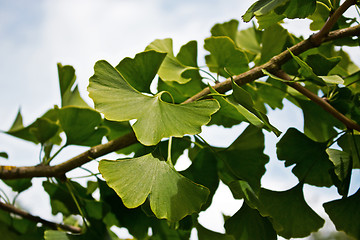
276, 128, 334, 187
115, 50, 166, 93
58, 107, 108, 147
57, 63, 89, 108
145, 38, 195, 84
98, 153, 210, 222
242, 0, 288, 22
219, 125, 269, 191
323, 189, 360, 240
88, 60, 220, 146
204, 36, 249, 77
225, 202, 276, 240
259, 183, 324, 238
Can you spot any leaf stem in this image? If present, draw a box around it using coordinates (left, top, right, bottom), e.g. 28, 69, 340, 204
45, 145, 67, 165
167, 136, 173, 166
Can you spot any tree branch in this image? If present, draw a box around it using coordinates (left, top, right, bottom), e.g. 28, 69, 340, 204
274, 70, 360, 132
0, 132, 137, 179
0, 200, 82, 233
183, 24, 360, 104
0, 16, 359, 180
311, 0, 358, 45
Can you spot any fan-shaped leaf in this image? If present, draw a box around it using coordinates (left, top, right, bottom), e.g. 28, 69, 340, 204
88, 60, 219, 146
99, 153, 210, 222
276, 128, 333, 187
259, 184, 324, 238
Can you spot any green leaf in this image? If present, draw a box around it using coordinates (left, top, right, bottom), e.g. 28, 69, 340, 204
197, 224, 234, 240
224, 202, 276, 240
210, 19, 239, 42
255, 79, 287, 110
145, 38, 195, 84
58, 107, 108, 147
323, 189, 360, 240
57, 63, 89, 108
158, 41, 205, 103
276, 128, 334, 187
29, 118, 59, 144
88, 60, 220, 146
150, 219, 191, 240
326, 149, 351, 182
2, 179, 32, 192
236, 25, 262, 56
260, 24, 288, 64
219, 125, 269, 192
115, 50, 166, 93
242, 0, 288, 22
338, 133, 360, 168
326, 148, 352, 196
231, 81, 281, 136
289, 49, 326, 86
274, 0, 316, 19
209, 85, 261, 128
256, 11, 286, 29
296, 98, 342, 142
227, 180, 264, 210
319, 75, 344, 85
98, 153, 210, 222
305, 54, 341, 76
259, 184, 324, 238
0, 152, 8, 159
98, 180, 151, 239
204, 36, 249, 77
181, 148, 219, 210
5, 109, 62, 145
308, 1, 331, 31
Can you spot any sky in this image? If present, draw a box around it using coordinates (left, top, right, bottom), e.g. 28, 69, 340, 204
0, 0, 359, 239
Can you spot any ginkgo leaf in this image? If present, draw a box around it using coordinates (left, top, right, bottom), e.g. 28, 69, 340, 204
98, 153, 210, 222
58, 107, 108, 147
115, 50, 166, 93
259, 183, 324, 238
204, 36, 249, 77
88, 60, 220, 146
224, 202, 276, 240
323, 189, 360, 240
145, 38, 196, 84
242, 0, 288, 22
57, 63, 89, 108
276, 128, 334, 187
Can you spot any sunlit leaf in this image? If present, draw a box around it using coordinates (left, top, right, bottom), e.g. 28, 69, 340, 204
276, 128, 333, 187
225, 202, 276, 240
58, 107, 108, 147
260, 24, 288, 64
88, 60, 219, 146
29, 118, 59, 144
115, 50, 166, 93
242, 0, 288, 22
274, 0, 316, 19
204, 36, 249, 77
145, 38, 195, 84
259, 183, 324, 238
99, 153, 210, 222
210, 19, 239, 42
327, 149, 351, 182
323, 189, 360, 240
57, 63, 89, 108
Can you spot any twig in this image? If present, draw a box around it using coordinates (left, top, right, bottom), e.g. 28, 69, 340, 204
274, 70, 360, 132
311, 0, 358, 45
0, 200, 82, 233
